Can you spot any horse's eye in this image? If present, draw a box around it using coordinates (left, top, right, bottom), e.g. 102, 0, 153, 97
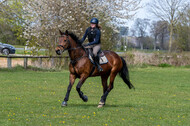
64, 40, 66, 42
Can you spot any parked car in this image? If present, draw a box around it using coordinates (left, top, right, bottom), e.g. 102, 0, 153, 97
0, 42, 16, 55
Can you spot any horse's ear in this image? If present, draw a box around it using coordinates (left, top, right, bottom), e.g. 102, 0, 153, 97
65, 30, 69, 36
59, 29, 63, 35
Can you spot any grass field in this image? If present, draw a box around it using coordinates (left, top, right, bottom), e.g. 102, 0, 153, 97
0, 66, 189, 126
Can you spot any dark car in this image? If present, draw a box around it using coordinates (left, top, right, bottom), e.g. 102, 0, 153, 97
0, 42, 16, 55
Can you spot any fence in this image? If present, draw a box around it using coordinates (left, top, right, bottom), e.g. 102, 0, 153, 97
0, 55, 69, 69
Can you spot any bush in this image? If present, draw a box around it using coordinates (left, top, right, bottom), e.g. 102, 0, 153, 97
123, 51, 190, 66
158, 63, 172, 67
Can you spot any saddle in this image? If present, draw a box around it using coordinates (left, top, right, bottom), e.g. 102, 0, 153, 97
87, 48, 108, 65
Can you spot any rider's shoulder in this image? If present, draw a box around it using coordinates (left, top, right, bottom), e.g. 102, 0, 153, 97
94, 28, 101, 33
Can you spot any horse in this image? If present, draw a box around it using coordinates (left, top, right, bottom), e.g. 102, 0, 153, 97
55, 30, 134, 108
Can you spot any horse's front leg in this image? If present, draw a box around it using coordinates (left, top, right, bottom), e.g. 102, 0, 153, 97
76, 74, 88, 102
62, 74, 76, 107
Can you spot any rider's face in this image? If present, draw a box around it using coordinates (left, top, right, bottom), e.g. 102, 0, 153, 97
90, 23, 96, 28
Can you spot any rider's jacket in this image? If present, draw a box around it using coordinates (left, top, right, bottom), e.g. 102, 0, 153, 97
80, 27, 101, 46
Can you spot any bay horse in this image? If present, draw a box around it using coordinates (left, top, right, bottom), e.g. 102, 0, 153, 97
55, 30, 134, 108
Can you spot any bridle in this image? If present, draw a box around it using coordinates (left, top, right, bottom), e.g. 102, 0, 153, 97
57, 35, 83, 52
57, 35, 70, 51
57, 34, 88, 68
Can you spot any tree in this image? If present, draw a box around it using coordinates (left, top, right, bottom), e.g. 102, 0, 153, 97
150, 20, 169, 50
148, 0, 189, 52
0, 0, 26, 45
23, 0, 142, 55
173, 5, 190, 51
131, 18, 150, 50
150, 21, 159, 50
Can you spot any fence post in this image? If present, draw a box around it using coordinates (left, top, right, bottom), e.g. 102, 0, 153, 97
51, 57, 55, 68
39, 58, 42, 68
24, 58, 28, 69
59, 57, 62, 69
7, 57, 12, 68
64, 57, 69, 69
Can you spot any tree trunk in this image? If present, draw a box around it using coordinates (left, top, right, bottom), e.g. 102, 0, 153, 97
169, 24, 173, 52
154, 36, 157, 50
140, 42, 143, 50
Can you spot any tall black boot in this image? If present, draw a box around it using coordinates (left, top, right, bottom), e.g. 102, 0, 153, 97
95, 56, 103, 72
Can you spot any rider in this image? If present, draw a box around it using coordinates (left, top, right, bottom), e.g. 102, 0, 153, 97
80, 18, 103, 72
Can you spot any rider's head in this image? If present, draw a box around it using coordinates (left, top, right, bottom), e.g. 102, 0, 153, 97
90, 18, 99, 28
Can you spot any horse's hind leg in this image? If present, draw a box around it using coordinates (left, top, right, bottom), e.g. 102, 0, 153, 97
76, 74, 88, 102
101, 74, 109, 94
98, 72, 117, 108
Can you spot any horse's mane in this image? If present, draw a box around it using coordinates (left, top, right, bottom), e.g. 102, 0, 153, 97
66, 31, 81, 46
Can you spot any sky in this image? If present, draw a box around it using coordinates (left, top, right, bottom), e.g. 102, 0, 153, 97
127, 0, 157, 29
135, 0, 152, 19
125, 0, 160, 36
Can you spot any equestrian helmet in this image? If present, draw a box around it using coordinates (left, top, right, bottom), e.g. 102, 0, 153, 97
90, 18, 99, 24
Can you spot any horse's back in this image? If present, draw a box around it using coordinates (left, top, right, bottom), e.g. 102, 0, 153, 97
86, 50, 123, 77
103, 50, 120, 58
102, 50, 123, 71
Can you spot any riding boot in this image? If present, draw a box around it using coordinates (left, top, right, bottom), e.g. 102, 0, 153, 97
95, 56, 103, 72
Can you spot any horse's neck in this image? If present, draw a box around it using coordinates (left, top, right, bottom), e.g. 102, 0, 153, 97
68, 41, 85, 60
68, 48, 85, 60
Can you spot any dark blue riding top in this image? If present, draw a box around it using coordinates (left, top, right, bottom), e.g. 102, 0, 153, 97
80, 27, 101, 46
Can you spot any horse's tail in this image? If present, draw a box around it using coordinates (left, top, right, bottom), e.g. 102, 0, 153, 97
119, 57, 135, 89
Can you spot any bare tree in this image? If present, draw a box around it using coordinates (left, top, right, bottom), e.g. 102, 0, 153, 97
148, 0, 189, 52
132, 18, 150, 50
150, 21, 159, 50
150, 20, 169, 50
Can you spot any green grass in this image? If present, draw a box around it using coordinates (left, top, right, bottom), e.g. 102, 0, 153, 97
0, 66, 189, 126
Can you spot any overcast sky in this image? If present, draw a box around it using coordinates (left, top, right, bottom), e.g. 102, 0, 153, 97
127, 0, 157, 28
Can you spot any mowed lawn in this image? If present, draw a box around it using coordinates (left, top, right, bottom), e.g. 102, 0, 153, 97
0, 66, 189, 126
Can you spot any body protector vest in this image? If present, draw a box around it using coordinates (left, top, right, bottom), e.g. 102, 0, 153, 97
87, 27, 98, 42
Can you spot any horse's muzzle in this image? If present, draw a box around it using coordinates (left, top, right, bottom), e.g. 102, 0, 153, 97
56, 50, 61, 55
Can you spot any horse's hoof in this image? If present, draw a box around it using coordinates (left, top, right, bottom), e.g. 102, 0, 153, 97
83, 95, 88, 102
97, 101, 105, 108
61, 101, 67, 107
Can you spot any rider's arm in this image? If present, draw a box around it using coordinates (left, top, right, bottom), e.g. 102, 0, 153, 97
86, 30, 101, 46
80, 28, 89, 43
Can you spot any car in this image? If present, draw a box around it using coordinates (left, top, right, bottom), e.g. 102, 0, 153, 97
0, 42, 16, 55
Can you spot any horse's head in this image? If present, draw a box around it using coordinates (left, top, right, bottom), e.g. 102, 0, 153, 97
55, 30, 70, 55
